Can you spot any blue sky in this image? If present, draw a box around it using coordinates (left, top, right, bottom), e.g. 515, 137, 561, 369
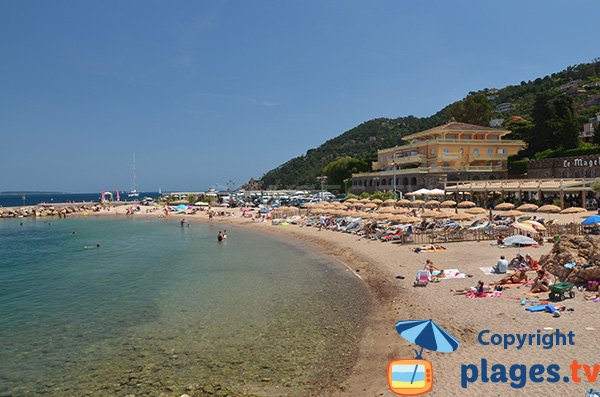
0, 0, 598, 192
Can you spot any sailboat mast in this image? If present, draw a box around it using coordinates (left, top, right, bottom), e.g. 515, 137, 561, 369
132, 154, 137, 192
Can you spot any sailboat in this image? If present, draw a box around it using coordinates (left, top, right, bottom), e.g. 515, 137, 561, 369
128, 154, 140, 198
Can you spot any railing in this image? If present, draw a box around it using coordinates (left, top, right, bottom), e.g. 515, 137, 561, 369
353, 165, 504, 177
392, 154, 425, 164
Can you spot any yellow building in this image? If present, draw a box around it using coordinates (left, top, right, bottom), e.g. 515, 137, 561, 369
351, 122, 526, 194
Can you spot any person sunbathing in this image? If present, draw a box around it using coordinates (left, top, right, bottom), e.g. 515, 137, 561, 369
584, 292, 600, 301
530, 270, 552, 293
451, 280, 490, 295
498, 269, 528, 285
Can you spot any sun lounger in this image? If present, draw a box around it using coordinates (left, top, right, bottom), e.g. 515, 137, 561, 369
414, 270, 431, 287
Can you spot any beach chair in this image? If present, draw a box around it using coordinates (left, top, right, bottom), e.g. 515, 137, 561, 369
414, 270, 431, 287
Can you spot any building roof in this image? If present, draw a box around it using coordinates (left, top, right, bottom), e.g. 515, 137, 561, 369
403, 122, 511, 140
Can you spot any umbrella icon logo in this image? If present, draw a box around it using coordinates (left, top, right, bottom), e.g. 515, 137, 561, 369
387, 320, 460, 396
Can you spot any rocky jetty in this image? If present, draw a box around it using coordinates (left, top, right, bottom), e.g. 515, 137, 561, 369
539, 235, 600, 283
0, 204, 94, 219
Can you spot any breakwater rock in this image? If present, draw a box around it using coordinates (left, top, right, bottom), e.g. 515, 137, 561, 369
540, 234, 600, 283
0, 204, 94, 219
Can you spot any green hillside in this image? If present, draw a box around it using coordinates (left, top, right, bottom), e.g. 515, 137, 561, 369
258, 59, 600, 189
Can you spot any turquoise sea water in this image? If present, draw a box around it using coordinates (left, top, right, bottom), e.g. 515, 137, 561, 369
0, 217, 370, 396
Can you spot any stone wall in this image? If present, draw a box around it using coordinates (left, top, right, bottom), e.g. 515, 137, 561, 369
528, 155, 600, 179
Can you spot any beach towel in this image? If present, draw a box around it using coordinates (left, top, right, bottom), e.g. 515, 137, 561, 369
440, 269, 466, 279
466, 291, 488, 298
564, 262, 576, 269
479, 267, 496, 276
526, 304, 556, 313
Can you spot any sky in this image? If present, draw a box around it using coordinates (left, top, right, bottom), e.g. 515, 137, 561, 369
1, 0, 598, 193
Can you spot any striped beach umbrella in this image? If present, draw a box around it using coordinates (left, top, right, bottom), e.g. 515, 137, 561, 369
395, 320, 459, 357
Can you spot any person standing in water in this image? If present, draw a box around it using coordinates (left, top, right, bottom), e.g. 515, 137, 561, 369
222, 230, 227, 239
217, 231, 223, 242
180, 218, 186, 227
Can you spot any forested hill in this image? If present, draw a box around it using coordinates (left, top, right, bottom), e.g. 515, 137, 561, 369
258, 114, 446, 189
258, 59, 600, 189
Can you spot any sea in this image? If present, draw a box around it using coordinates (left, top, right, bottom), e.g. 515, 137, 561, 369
0, 217, 370, 396
0, 192, 161, 207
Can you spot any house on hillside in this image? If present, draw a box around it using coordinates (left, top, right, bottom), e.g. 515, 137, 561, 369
559, 80, 582, 91
489, 118, 505, 127
580, 114, 600, 142
495, 103, 512, 113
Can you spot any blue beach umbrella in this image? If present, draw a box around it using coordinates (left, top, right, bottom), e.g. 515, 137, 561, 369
582, 215, 600, 225
395, 320, 459, 357
395, 320, 460, 386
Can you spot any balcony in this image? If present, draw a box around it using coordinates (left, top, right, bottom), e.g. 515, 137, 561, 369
392, 154, 424, 165
435, 152, 461, 161
470, 153, 508, 161
353, 165, 504, 178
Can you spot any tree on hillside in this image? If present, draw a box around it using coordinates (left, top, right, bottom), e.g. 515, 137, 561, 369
526, 92, 580, 152
322, 157, 370, 192
551, 95, 579, 149
446, 93, 492, 126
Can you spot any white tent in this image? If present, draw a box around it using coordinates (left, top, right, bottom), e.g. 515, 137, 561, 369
428, 188, 445, 196
406, 188, 431, 197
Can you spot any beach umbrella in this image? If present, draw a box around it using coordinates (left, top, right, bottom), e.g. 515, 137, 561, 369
379, 207, 396, 213
465, 207, 486, 215
432, 211, 452, 219
457, 201, 476, 208
503, 210, 524, 217
358, 198, 370, 203
582, 215, 600, 225
522, 220, 546, 231
345, 198, 358, 203
383, 199, 397, 206
516, 203, 539, 211
503, 235, 537, 246
364, 202, 378, 209
397, 199, 411, 207
371, 198, 383, 204
395, 320, 459, 358
424, 200, 440, 207
421, 210, 439, 218
440, 200, 457, 208
450, 213, 473, 221
495, 202, 515, 210
560, 207, 587, 214
511, 222, 537, 234
393, 207, 409, 214
537, 205, 561, 213
411, 200, 426, 207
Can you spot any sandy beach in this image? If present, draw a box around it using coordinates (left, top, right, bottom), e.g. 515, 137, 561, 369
70, 204, 600, 396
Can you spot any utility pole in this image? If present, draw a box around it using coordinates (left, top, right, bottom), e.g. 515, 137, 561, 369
316, 176, 327, 199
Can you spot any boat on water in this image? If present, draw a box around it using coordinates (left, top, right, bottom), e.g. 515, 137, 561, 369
128, 154, 140, 198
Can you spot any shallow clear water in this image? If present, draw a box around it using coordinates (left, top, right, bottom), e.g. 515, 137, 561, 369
0, 217, 370, 396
